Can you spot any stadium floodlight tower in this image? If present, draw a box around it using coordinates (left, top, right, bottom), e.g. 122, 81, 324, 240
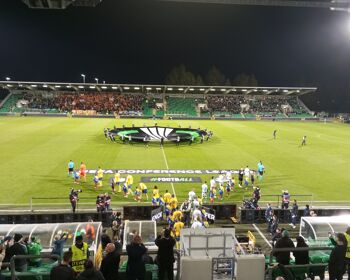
160, 0, 350, 13
22, 0, 103, 9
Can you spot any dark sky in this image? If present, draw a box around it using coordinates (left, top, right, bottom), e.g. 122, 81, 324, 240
1, 0, 350, 112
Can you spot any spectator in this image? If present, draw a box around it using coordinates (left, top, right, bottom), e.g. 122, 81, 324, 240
70, 235, 89, 274
86, 219, 96, 245
329, 233, 347, 280
77, 260, 105, 280
155, 229, 176, 280
50, 251, 76, 280
0, 242, 6, 280
293, 236, 309, 265
52, 232, 68, 257
273, 230, 295, 265
101, 229, 112, 251
126, 235, 147, 280
27, 236, 42, 267
100, 243, 120, 280
6, 233, 28, 272
272, 228, 283, 247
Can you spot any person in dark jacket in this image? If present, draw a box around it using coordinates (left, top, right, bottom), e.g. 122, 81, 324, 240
274, 230, 295, 265
293, 236, 309, 265
289, 200, 298, 229
50, 251, 76, 280
329, 233, 347, 280
155, 229, 176, 280
77, 260, 105, 280
100, 229, 112, 250
6, 234, 28, 272
100, 243, 120, 280
126, 235, 146, 280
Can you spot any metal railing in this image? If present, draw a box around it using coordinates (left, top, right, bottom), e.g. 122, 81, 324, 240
119, 249, 181, 280
266, 246, 333, 280
9, 254, 60, 280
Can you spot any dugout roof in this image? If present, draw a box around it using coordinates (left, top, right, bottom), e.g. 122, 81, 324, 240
0, 81, 317, 96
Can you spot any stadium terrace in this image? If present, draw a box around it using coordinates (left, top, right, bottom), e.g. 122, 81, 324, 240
0, 81, 317, 120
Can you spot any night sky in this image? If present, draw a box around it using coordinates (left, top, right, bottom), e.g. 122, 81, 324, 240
1, 0, 350, 112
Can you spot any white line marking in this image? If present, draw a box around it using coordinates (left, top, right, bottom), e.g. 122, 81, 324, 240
253, 223, 272, 248
161, 146, 176, 196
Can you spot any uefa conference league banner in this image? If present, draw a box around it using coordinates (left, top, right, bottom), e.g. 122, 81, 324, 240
86, 169, 243, 174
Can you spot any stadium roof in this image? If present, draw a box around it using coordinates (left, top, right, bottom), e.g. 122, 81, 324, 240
0, 81, 317, 96
161, 0, 350, 13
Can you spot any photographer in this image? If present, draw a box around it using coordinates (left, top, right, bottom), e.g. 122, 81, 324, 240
69, 188, 82, 213
155, 229, 176, 280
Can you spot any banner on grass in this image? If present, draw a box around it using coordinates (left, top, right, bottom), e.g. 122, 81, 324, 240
141, 177, 202, 183
86, 169, 246, 175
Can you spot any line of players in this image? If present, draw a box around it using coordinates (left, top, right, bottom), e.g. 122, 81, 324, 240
199, 162, 265, 203
67, 159, 266, 205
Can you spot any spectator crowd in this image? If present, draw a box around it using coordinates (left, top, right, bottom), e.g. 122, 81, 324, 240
21, 92, 144, 115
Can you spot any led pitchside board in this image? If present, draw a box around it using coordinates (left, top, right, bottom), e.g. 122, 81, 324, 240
108, 126, 208, 143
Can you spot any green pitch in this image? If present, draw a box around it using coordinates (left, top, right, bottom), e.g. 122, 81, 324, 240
0, 116, 349, 209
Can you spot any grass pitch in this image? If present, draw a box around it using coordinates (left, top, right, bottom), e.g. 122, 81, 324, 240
0, 116, 349, 209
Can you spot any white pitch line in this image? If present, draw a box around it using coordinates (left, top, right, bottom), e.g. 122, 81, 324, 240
253, 223, 272, 248
161, 146, 176, 196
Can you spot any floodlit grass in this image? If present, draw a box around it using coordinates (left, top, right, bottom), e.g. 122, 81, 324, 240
0, 116, 349, 208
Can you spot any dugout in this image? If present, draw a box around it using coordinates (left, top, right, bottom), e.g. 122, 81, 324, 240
122, 220, 157, 251
300, 215, 350, 241
0, 222, 102, 254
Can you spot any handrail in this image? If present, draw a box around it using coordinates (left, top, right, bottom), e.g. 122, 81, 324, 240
267, 246, 333, 280
269, 246, 332, 265
10, 254, 60, 280
119, 249, 181, 280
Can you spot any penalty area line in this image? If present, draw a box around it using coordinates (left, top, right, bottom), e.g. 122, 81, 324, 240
160, 146, 176, 197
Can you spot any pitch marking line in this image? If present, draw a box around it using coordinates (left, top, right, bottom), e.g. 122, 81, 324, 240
253, 223, 272, 248
160, 146, 176, 196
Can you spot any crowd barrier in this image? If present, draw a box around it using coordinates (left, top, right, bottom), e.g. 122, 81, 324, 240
0, 204, 236, 226
240, 207, 350, 223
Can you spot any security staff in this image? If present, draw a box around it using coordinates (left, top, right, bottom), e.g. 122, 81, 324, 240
70, 235, 89, 273
345, 227, 350, 276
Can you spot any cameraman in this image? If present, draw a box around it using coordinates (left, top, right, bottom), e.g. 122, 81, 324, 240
69, 189, 82, 213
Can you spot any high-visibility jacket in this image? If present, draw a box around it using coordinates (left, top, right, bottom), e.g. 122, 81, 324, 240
345, 233, 350, 259
71, 243, 88, 272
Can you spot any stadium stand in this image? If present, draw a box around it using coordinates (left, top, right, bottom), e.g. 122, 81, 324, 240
143, 97, 164, 117
165, 96, 197, 117
0, 83, 315, 119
